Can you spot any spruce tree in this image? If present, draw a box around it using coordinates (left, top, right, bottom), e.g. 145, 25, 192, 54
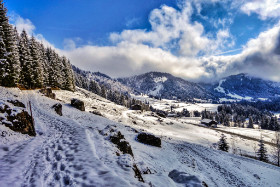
257, 135, 268, 162
218, 134, 229, 152
0, 25, 7, 85
0, 1, 20, 86
19, 30, 32, 88
29, 36, 43, 88
248, 116, 254, 128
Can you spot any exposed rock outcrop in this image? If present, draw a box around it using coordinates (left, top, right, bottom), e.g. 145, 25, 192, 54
40, 88, 56, 99
168, 170, 203, 187
52, 103, 62, 116
136, 132, 161, 147
0, 100, 36, 136
71, 99, 85, 111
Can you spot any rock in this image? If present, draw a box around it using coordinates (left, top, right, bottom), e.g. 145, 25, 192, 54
70, 99, 85, 111
168, 170, 202, 187
0, 101, 36, 136
131, 104, 142, 111
5, 110, 35, 136
40, 88, 56, 99
52, 103, 62, 116
89, 110, 102, 116
7, 100, 25, 108
110, 131, 134, 157
136, 133, 161, 147
156, 111, 166, 118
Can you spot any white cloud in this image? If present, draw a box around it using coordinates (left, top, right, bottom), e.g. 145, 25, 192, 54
10, 1, 280, 83
241, 0, 280, 20
10, 14, 35, 36
10, 14, 55, 48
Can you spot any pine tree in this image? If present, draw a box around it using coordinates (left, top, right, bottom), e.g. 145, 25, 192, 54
248, 116, 254, 128
0, 1, 20, 86
218, 134, 229, 152
61, 57, 75, 91
89, 80, 100, 95
257, 135, 268, 162
38, 43, 49, 86
19, 30, 33, 88
272, 131, 280, 166
0, 25, 7, 85
29, 36, 43, 88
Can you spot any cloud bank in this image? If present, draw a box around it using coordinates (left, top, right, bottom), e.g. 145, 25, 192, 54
11, 0, 280, 83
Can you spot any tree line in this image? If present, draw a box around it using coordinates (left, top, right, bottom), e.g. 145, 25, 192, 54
0, 0, 75, 91
73, 65, 150, 110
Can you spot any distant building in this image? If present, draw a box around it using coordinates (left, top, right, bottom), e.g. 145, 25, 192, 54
201, 119, 218, 128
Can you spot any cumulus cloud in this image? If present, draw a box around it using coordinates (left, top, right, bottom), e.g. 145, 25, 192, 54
201, 21, 280, 81
241, 0, 280, 20
10, 14, 55, 48
10, 14, 35, 36
10, 1, 280, 83
59, 1, 280, 82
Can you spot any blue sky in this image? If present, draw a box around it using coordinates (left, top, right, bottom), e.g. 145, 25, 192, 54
6, 0, 178, 48
5, 0, 280, 82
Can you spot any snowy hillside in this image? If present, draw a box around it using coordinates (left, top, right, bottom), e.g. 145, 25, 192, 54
73, 66, 134, 94
118, 72, 215, 101
1, 86, 280, 187
209, 73, 280, 101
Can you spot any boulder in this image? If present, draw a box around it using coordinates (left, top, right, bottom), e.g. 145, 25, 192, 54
7, 100, 25, 108
110, 131, 134, 157
156, 111, 166, 118
0, 103, 36, 136
136, 133, 161, 147
52, 103, 62, 116
168, 170, 202, 187
90, 110, 102, 116
71, 99, 85, 111
131, 104, 142, 111
40, 88, 56, 99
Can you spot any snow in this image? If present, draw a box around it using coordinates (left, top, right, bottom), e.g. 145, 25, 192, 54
0, 86, 280, 187
214, 79, 226, 94
215, 79, 254, 101
148, 84, 163, 96
153, 76, 168, 83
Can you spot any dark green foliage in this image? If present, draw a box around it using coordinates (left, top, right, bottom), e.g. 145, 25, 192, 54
248, 116, 254, 128
0, 1, 20, 86
218, 134, 229, 152
257, 136, 268, 162
0, 1, 75, 91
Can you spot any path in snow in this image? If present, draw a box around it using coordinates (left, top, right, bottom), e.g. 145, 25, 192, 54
0, 92, 130, 187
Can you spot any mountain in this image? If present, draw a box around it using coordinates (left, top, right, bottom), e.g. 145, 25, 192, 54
72, 66, 134, 94
118, 72, 215, 100
207, 73, 280, 100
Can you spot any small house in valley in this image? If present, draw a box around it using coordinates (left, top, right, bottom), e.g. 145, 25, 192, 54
201, 119, 218, 128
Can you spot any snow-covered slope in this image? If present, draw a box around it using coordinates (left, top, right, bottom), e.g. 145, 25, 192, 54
73, 65, 134, 94
1, 87, 280, 187
118, 72, 215, 100
210, 73, 280, 101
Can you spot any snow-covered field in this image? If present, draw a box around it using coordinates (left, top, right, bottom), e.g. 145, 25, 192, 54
1, 87, 280, 187
131, 94, 219, 113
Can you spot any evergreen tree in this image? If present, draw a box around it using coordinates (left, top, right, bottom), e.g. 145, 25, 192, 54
61, 57, 75, 91
19, 30, 32, 88
89, 80, 100, 95
38, 43, 49, 86
272, 131, 280, 166
29, 36, 43, 88
257, 135, 268, 162
218, 134, 229, 152
248, 116, 254, 128
0, 25, 7, 85
0, 1, 20, 86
